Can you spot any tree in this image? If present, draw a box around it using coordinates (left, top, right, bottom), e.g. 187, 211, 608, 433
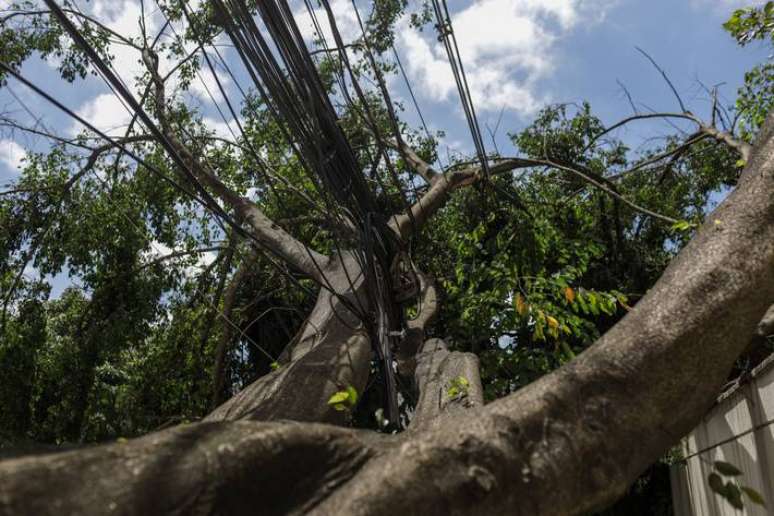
0, 1, 772, 514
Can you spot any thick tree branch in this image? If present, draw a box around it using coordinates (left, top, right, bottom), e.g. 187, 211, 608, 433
143, 51, 330, 284
388, 167, 475, 240
397, 272, 439, 376
410, 338, 485, 431
0, 421, 380, 516
206, 252, 372, 426
318, 112, 774, 515
698, 123, 753, 162
387, 137, 439, 184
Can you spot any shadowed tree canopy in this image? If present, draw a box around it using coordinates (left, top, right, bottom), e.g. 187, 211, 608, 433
0, 1, 773, 514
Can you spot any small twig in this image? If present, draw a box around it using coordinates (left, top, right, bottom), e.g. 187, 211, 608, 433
635, 47, 687, 113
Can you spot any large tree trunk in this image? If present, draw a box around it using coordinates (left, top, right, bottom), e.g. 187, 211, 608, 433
2, 115, 774, 515
207, 252, 373, 426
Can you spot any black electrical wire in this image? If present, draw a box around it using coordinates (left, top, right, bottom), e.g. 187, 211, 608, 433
161, 4, 367, 319
210, 0, 412, 423
189, 1, 374, 320
0, 61, 319, 301
431, 0, 490, 179
391, 44, 432, 142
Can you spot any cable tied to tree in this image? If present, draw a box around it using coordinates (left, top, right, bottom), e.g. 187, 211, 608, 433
210, 0, 410, 424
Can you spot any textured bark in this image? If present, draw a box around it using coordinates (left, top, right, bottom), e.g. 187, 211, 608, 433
316, 111, 774, 515
756, 303, 774, 337
205, 252, 372, 426
0, 421, 378, 516
410, 338, 485, 430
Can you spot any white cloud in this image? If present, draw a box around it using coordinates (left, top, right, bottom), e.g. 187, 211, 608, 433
190, 66, 232, 101
398, 0, 615, 115
691, 0, 766, 8
71, 93, 134, 136
0, 139, 27, 172
294, 0, 361, 45
143, 241, 217, 277
203, 117, 237, 141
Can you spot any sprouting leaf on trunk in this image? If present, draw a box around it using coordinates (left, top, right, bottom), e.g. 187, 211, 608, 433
327, 385, 358, 411
670, 220, 695, 233
447, 376, 470, 399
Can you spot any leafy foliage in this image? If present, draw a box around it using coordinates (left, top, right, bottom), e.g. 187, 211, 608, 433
327, 385, 359, 412
724, 2, 774, 140
707, 460, 766, 510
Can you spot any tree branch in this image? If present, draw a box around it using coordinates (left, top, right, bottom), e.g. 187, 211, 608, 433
698, 123, 753, 162
318, 111, 774, 515
397, 272, 439, 376
142, 50, 330, 283
385, 137, 439, 184
389, 151, 680, 241
211, 248, 256, 407
410, 338, 485, 431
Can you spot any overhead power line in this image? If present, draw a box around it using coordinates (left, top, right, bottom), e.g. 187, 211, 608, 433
431, 0, 490, 179
210, 0, 405, 422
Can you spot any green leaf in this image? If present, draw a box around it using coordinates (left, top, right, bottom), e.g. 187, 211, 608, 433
346, 385, 358, 405
724, 483, 744, 510
327, 385, 358, 410
708, 473, 724, 494
587, 293, 600, 316
670, 220, 695, 233
447, 376, 470, 399
327, 390, 350, 405
270, 361, 280, 371
741, 486, 766, 506
577, 294, 589, 314
715, 460, 743, 476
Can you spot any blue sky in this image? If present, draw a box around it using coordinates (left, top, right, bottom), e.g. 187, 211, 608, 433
0, 0, 769, 180
0, 0, 769, 294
